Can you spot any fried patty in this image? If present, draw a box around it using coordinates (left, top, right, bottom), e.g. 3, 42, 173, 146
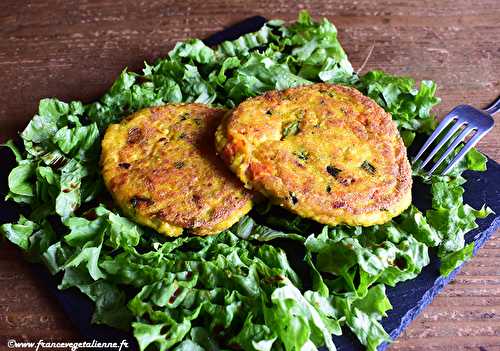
215, 83, 412, 226
101, 104, 253, 237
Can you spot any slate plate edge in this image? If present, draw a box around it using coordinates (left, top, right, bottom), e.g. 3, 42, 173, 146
380, 214, 500, 350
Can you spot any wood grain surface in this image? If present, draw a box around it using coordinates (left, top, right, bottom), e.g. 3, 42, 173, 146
0, 1, 499, 350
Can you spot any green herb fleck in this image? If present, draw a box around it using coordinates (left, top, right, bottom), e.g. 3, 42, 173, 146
326, 185, 332, 193
320, 89, 336, 98
281, 120, 301, 139
130, 196, 154, 208
294, 150, 310, 161
174, 161, 185, 169
360, 161, 376, 174
326, 165, 342, 178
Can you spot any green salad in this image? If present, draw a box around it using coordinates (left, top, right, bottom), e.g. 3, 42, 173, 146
0, 11, 493, 351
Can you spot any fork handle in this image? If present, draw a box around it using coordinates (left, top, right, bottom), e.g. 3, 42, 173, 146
484, 96, 500, 115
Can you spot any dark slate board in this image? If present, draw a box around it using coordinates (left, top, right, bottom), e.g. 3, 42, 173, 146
1, 16, 499, 351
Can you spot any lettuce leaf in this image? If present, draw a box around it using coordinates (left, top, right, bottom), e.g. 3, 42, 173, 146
439, 242, 475, 277
356, 71, 440, 140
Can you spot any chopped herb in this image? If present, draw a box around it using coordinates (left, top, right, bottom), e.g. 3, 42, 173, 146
326, 185, 332, 193
169, 287, 182, 304
178, 132, 186, 139
294, 150, 310, 161
360, 161, 376, 174
265, 110, 273, 116
295, 109, 305, 118
179, 112, 190, 121
326, 165, 342, 178
127, 127, 143, 144
130, 196, 154, 208
320, 89, 336, 98
50, 156, 67, 169
281, 120, 301, 139
118, 162, 131, 169
174, 161, 185, 169
289, 192, 298, 205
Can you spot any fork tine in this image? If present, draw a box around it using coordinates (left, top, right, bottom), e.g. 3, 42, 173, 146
413, 114, 455, 164
484, 96, 500, 115
418, 120, 466, 169
441, 131, 484, 176
428, 126, 475, 175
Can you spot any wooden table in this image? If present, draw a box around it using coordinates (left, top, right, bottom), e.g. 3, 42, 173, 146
0, 1, 498, 350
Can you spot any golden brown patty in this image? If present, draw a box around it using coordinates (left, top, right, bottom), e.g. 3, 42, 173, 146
215, 83, 412, 226
101, 104, 252, 237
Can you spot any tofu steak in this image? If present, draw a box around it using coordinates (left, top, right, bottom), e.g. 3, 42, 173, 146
101, 104, 253, 237
215, 84, 412, 226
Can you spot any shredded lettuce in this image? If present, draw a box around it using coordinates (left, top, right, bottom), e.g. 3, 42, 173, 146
0, 10, 493, 351
356, 70, 440, 140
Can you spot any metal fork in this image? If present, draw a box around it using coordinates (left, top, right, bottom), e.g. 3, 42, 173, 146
413, 97, 498, 175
